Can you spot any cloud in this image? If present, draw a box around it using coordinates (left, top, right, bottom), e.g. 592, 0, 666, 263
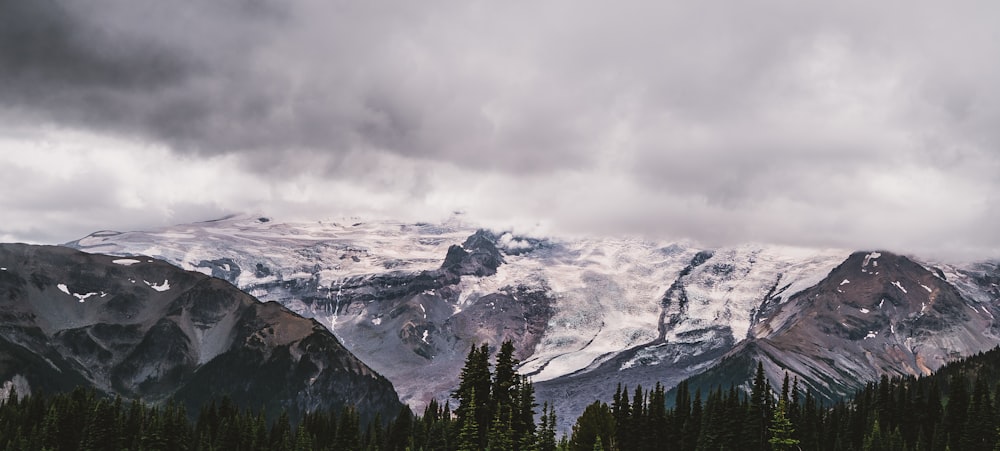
1, 0, 999, 258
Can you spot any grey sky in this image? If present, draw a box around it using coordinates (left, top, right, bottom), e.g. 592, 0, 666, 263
1, 0, 998, 259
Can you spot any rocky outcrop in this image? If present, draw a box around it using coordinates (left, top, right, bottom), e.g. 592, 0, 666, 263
0, 244, 402, 422
671, 251, 1000, 403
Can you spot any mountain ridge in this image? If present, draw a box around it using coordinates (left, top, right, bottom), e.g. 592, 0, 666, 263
0, 243, 403, 422
60, 214, 1000, 430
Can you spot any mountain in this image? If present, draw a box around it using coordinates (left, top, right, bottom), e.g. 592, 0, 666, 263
669, 251, 1000, 403
0, 243, 402, 422
63, 214, 1000, 430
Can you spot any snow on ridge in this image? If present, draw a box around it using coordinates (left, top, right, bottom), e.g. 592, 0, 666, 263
64, 214, 855, 385
144, 280, 171, 292
861, 252, 882, 272
56, 283, 98, 302
112, 258, 141, 266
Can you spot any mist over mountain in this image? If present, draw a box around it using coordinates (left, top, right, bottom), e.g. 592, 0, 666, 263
57, 214, 1000, 430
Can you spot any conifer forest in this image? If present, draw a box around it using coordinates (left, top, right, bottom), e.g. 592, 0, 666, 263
4, 341, 1000, 450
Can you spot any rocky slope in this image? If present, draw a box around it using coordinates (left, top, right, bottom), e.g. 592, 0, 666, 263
671, 251, 1000, 403
62, 215, 1000, 430
0, 243, 402, 421
65, 215, 856, 427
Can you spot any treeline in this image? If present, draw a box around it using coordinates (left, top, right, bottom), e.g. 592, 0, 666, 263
566, 345, 1000, 451
0, 386, 387, 451
7, 343, 1000, 450
0, 340, 560, 451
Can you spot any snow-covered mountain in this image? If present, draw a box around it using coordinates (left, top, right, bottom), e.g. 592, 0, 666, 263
64, 214, 1000, 430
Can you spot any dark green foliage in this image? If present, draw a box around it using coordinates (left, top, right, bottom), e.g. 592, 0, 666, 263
13, 343, 1000, 450
569, 401, 615, 451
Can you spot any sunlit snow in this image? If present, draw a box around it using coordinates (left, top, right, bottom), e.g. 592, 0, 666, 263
892, 281, 907, 293
112, 258, 141, 266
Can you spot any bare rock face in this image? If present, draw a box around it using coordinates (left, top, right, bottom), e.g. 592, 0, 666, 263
0, 244, 402, 422
60, 216, 1000, 432
674, 251, 1000, 403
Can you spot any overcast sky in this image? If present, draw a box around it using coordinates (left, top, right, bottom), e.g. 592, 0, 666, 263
1, 1, 998, 259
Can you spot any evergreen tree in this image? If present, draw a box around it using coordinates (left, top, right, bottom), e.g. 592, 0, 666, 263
569, 401, 615, 451
537, 402, 558, 451
744, 361, 772, 451
768, 400, 800, 451
455, 343, 492, 448
457, 388, 482, 451
515, 379, 538, 450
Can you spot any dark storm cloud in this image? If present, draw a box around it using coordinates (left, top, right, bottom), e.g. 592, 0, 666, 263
2, 0, 1000, 256
0, 0, 604, 173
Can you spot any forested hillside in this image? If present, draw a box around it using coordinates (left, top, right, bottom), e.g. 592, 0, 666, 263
5, 343, 1000, 450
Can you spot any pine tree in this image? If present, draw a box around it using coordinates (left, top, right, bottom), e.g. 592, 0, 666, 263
768, 400, 800, 451
569, 401, 615, 451
457, 388, 482, 451
515, 379, 538, 450
537, 402, 558, 451
455, 343, 493, 448
744, 361, 772, 451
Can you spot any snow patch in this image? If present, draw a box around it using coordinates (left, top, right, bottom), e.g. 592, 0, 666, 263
112, 258, 141, 266
878, 299, 885, 309
0, 268, 6, 271
372, 317, 382, 326
862, 252, 882, 269
840, 279, 850, 285
921, 284, 932, 293
892, 281, 907, 293
57, 283, 98, 302
74, 292, 98, 303
860, 308, 870, 314
865, 331, 878, 339
421, 330, 429, 344
144, 280, 171, 292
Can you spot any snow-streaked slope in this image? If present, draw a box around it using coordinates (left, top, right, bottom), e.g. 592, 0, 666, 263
0, 243, 403, 422
73, 215, 470, 289
67, 214, 852, 422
